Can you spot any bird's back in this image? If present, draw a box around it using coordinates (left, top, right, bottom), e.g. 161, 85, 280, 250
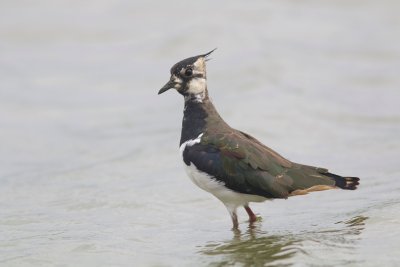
196, 114, 359, 198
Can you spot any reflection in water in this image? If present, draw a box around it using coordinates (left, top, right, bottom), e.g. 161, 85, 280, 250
200, 216, 368, 267
201, 223, 299, 267
341, 215, 368, 229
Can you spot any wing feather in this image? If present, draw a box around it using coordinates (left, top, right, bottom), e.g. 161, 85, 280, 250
183, 129, 337, 199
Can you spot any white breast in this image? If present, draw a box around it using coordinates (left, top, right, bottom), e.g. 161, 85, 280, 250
179, 134, 267, 209
183, 163, 267, 208
184, 163, 227, 196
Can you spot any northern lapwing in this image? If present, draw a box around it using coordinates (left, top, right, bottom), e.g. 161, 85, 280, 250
158, 50, 360, 229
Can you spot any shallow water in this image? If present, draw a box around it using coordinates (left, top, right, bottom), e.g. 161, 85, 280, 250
1, 0, 400, 266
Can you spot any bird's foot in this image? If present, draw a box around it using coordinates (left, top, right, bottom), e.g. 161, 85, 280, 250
248, 215, 262, 223
244, 205, 260, 224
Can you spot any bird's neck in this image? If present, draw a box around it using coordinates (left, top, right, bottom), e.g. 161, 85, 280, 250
180, 91, 226, 146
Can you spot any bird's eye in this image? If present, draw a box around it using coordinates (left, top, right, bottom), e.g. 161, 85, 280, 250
185, 68, 193, 76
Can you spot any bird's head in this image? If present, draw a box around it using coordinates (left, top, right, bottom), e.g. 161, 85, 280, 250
158, 49, 216, 100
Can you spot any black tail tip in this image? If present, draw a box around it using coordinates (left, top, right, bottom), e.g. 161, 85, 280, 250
325, 172, 360, 190
338, 177, 360, 190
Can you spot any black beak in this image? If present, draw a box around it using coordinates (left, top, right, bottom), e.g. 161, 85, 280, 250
158, 80, 175, 95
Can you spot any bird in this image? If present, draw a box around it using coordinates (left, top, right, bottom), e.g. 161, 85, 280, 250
158, 49, 360, 229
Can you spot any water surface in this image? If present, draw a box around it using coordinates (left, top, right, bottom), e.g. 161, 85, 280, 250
1, 0, 400, 266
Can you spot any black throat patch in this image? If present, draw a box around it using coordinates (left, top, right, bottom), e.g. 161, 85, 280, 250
180, 100, 207, 146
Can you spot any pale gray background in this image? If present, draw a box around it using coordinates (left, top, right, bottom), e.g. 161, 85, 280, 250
1, 0, 399, 266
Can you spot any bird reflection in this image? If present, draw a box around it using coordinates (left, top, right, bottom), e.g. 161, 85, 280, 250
201, 224, 298, 266
199, 215, 368, 266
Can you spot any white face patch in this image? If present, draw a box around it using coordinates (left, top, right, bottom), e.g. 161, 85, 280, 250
187, 78, 206, 94
173, 57, 208, 101
172, 75, 182, 89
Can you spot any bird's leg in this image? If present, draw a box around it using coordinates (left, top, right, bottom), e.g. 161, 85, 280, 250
226, 205, 239, 229
244, 205, 257, 223
231, 211, 239, 229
